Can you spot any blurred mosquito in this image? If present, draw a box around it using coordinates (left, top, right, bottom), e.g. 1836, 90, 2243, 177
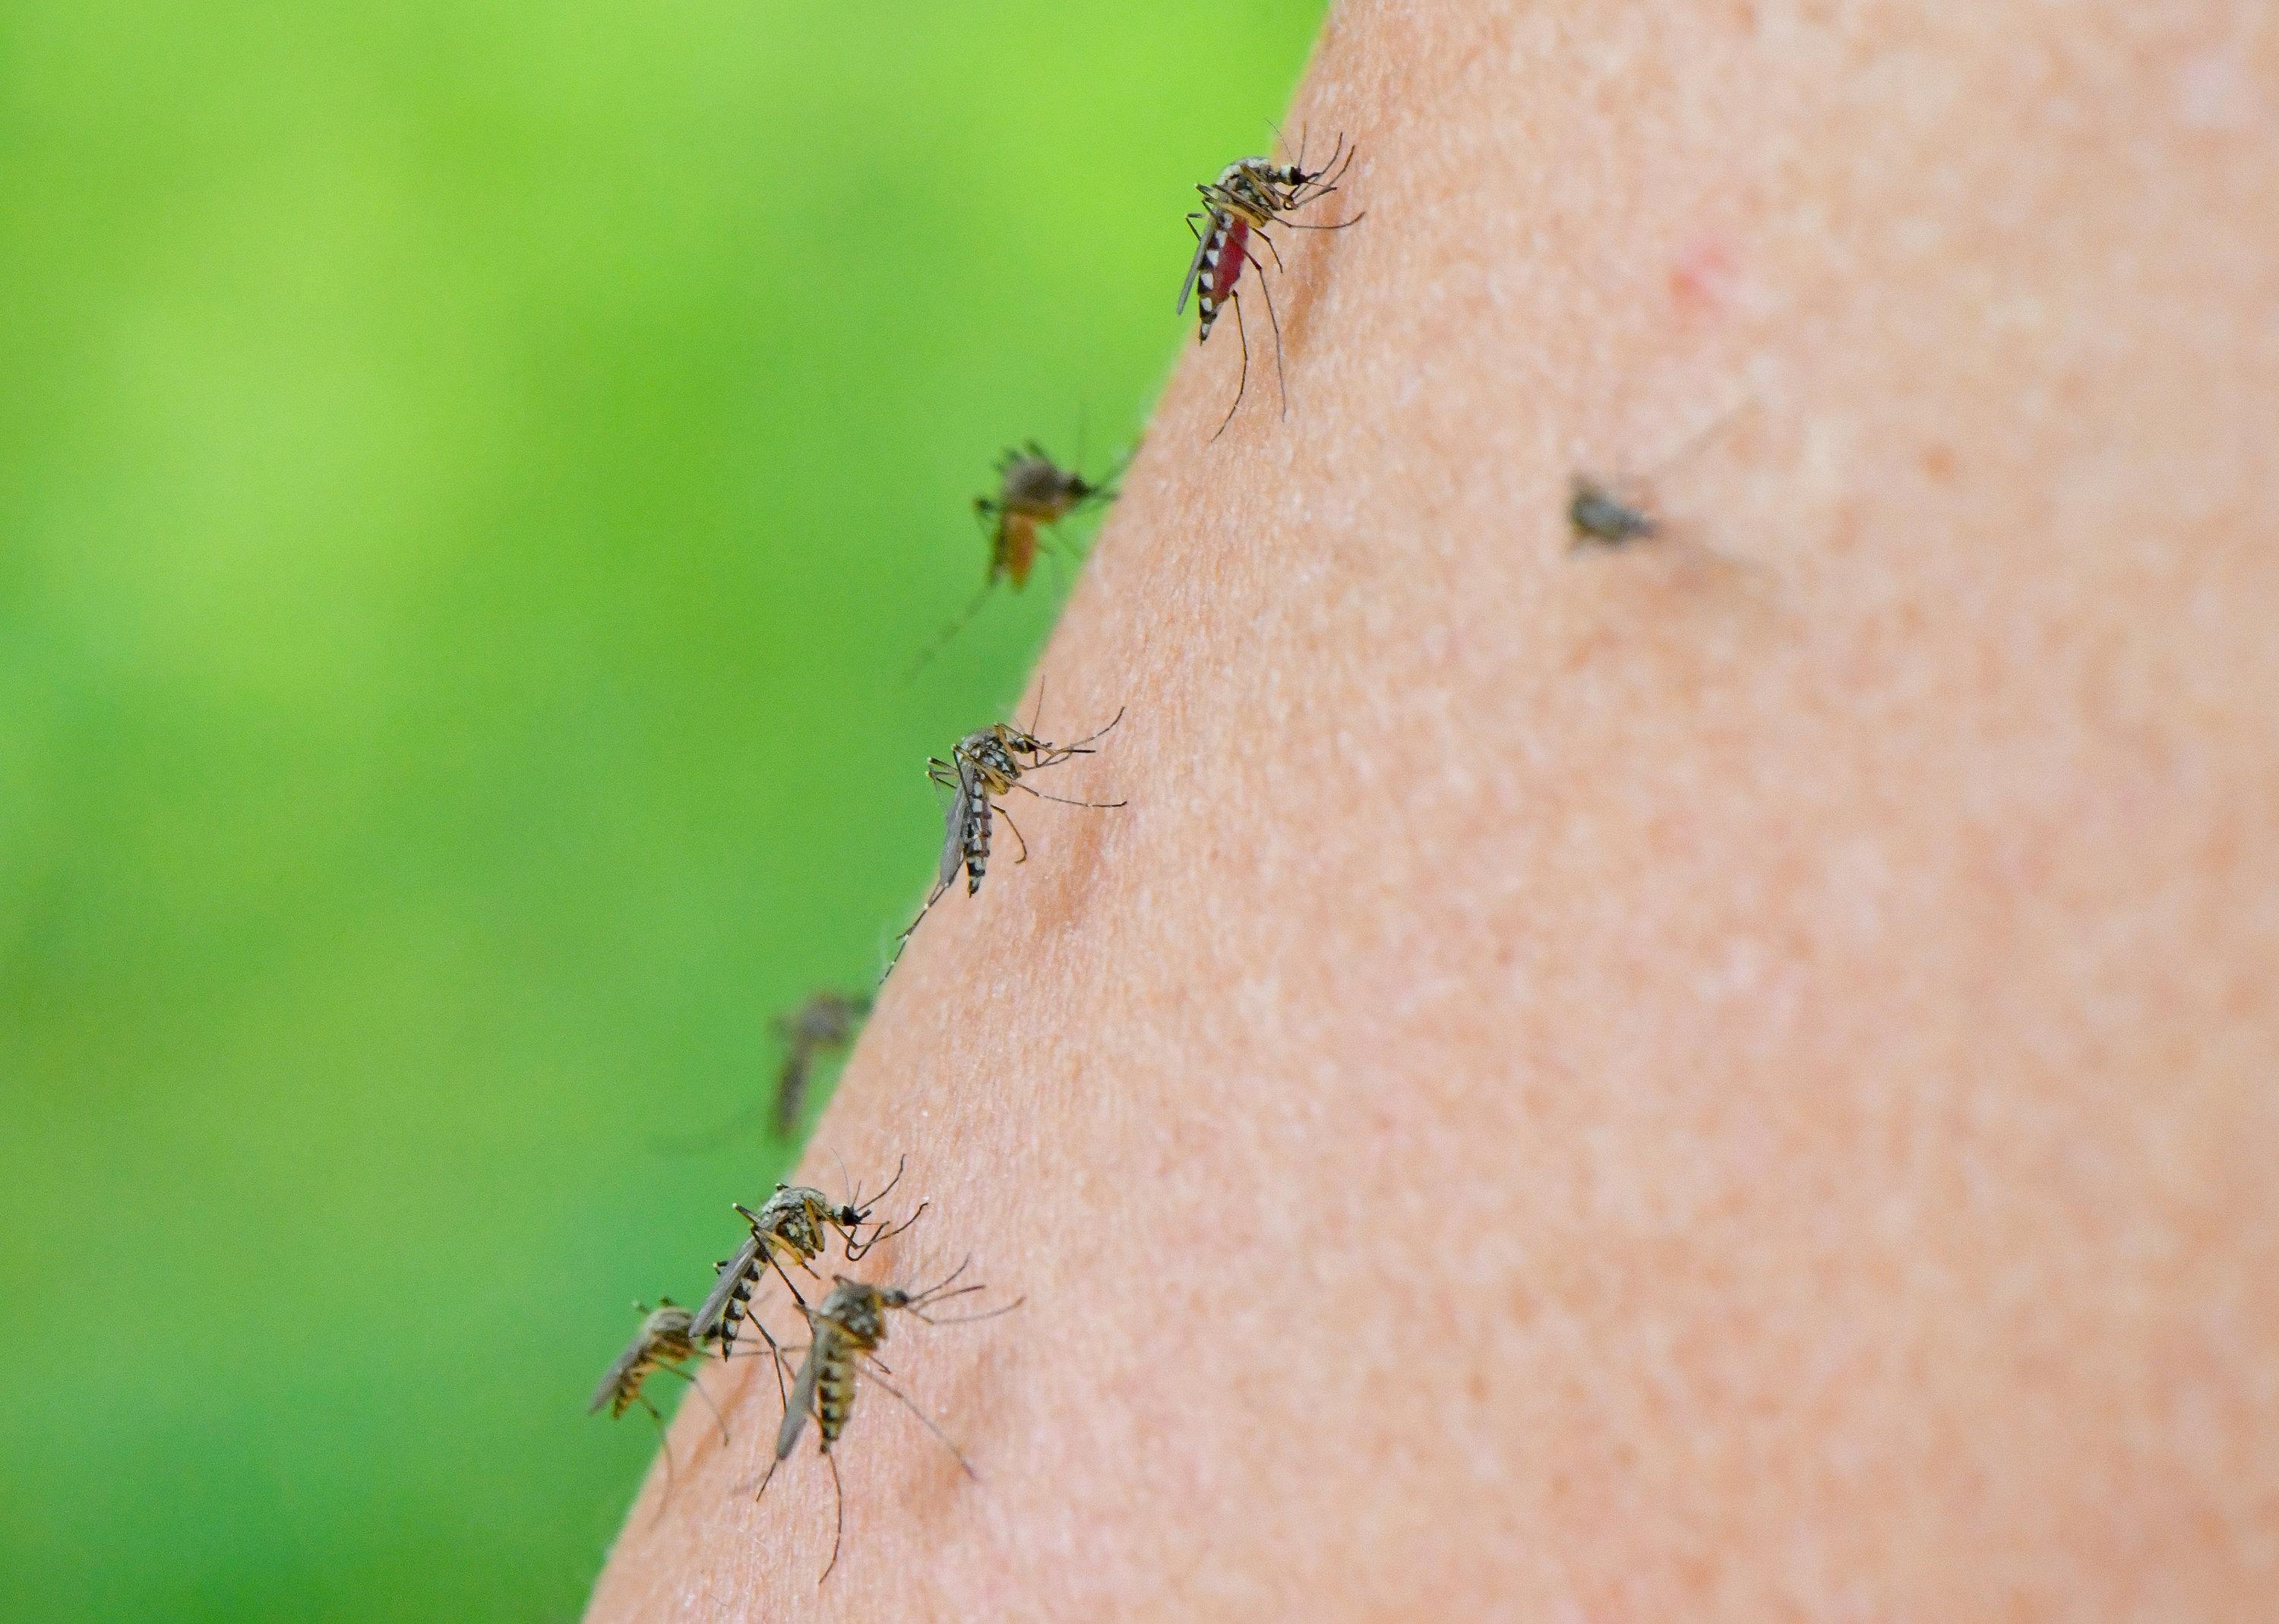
1179, 128, 1364, 440
648, 990, 871, 1155
757, 1262, 1023, 1582
589, 1297, 729, 1512
1569, 395, 1757, 551
905, 438, 1129, 681
883, 699, 1126, 978
768, 991, 871, 1136
690, 1158, 928, 1410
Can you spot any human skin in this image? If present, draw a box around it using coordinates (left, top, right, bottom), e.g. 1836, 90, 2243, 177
586, 2, 2279, 1617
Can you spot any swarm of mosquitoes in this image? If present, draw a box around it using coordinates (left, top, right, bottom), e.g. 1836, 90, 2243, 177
593, 122, 1714, 1586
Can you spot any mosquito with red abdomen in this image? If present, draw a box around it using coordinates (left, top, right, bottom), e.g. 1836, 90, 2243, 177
882, 700, 1127, 979
1179, 129, 1364, 440
903, 439, 1128, 681
757, 1262, 1023, 1583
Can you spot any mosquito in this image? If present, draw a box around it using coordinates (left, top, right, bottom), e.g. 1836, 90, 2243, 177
590, 1297, 731, 1511
757, 1262, 1023, 1582
905, 440, 1128, 681
770, 990, 871, 1137
648, 990, 871, 1155
1568, 476, 1660, 547
1178, 129, 1364, 441
690, 1158, 928, 1407
1569, 394, 1758, 551
883, 702, 1126, 978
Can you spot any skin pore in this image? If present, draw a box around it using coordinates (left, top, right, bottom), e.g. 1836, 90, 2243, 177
586, 2, 2279, 1616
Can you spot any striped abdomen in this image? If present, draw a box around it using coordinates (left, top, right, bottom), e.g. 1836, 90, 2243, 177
816, 1331, 861, 1449
1196, 212, 1250, 340
960, 772, 994, 893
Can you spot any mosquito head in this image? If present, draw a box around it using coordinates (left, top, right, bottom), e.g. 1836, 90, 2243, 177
1285, 131, 1354, 197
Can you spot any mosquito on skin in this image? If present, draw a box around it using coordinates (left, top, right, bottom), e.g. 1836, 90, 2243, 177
647, 989, 871, 1155
757, 1262, 1023, 1583
590, 1298, 733, 1514
905, 439, 1130, 681
690, 1159, 928, 1411
1569, 394, 1759, 551
1179, 129, 1364, 441
769, 991, 871, 1137
883, 697, 1126, 980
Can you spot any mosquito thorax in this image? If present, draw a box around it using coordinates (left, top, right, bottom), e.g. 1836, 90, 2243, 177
1212, 158, 1282, 222
749, 1184, 833, 1259
999, 456, 1072, 513
819, 1279, 890, 1341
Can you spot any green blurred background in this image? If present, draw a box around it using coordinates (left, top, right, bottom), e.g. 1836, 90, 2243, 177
0, 3, 1325, 1616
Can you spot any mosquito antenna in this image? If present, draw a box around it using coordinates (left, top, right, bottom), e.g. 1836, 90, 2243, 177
1012, 784, 1127, 810
1060, 705, 1125, 753
911, 1293, 1027, 1328
906, 1281, 988, 1314
910, 1256, 973, 1303
1026, 671, 1049, 738
1023, 706, 1124, 769
857, 1152, 908, 1215
846, 1199, 928, 1261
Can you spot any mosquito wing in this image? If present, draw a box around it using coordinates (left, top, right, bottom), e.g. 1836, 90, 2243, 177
776, 1341, 823, 1460
691, 1234, 762, 1349
937, 759, 976, 889
1176, 220, 1215, 316
590, 1332, 650, 1414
